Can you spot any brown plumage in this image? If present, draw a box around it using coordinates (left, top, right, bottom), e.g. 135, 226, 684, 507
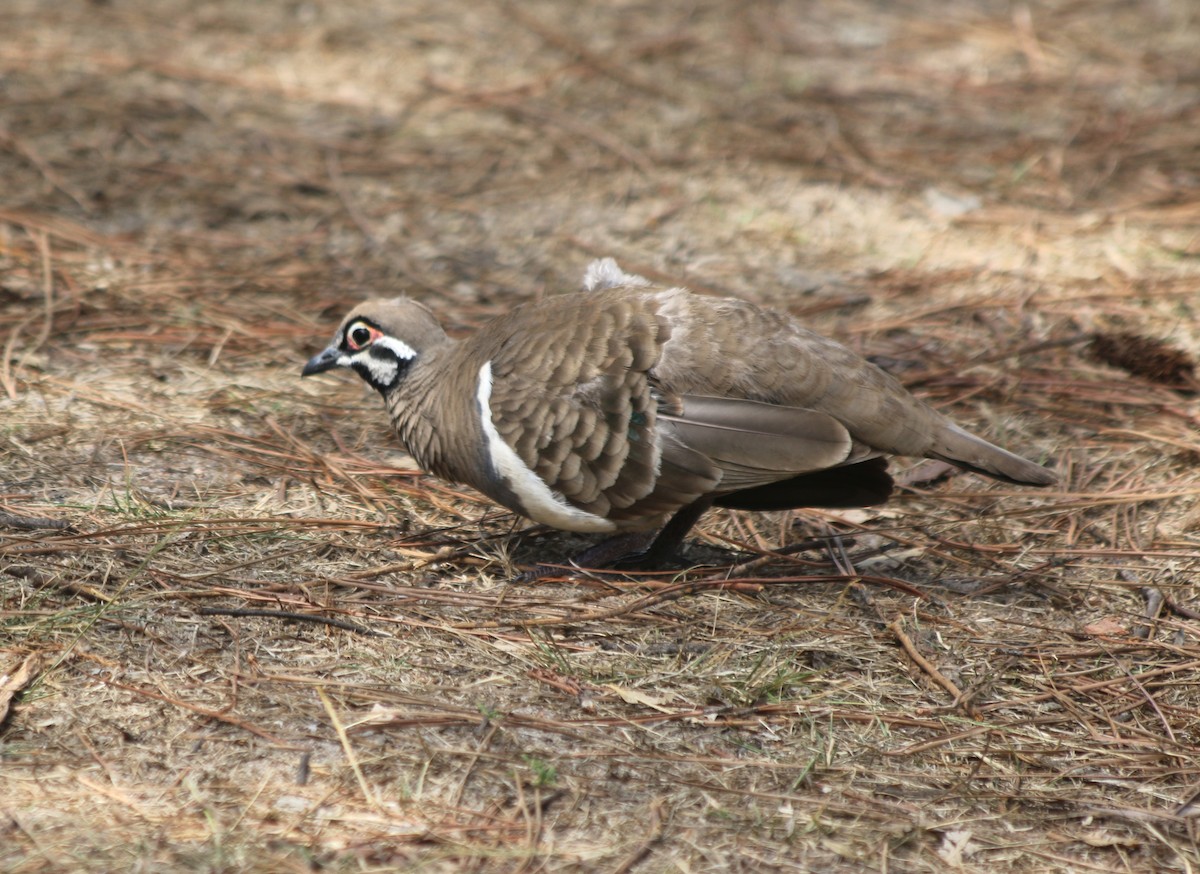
302, 259, 1055, 564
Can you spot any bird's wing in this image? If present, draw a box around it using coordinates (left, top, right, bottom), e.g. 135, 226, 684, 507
659, 395, 863, 491
648, 289, 1054, 486
479, 293, 720, 522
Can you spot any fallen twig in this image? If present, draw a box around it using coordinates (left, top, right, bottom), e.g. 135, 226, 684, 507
2, 564, 111, 602
888, 616, 969, 710
196, 607, 382, 637
1135, 586, 1165, 639
0, 511, 73, 531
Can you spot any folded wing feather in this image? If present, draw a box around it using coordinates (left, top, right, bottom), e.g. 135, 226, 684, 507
660, 395, 862, 492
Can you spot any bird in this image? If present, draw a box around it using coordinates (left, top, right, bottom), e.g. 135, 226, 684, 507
302, 258, 1055, 570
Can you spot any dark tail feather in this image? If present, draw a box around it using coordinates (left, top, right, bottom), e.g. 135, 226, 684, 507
714, 457, 894, 511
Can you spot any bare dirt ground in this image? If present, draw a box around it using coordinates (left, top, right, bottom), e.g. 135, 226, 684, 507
3, 1, 1200, 871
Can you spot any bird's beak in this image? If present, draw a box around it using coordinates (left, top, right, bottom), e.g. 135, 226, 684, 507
301, 344, 344, 377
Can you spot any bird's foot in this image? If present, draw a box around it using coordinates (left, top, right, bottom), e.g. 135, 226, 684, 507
512, 531, 666, 583
512, 498, 715, 583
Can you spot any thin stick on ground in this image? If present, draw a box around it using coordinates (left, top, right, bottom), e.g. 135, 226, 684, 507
888, 616, 969, 709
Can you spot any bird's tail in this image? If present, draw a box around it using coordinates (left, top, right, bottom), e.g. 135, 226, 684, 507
929, 422, 1056, 486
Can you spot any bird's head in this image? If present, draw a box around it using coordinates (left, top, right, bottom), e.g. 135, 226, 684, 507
301, 297, 445, 394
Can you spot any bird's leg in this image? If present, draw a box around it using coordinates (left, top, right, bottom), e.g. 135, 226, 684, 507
514, 531, 657, 583
514, 497, 716, 582
611, 496, 715, 569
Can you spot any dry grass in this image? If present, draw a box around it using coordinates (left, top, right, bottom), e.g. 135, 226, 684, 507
3, 0, 1200, 871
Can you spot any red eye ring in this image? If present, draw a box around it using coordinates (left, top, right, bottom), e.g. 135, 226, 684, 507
346, 322, 380, 351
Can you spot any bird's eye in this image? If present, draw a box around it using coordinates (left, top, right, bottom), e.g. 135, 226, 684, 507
347, 324, 374, 350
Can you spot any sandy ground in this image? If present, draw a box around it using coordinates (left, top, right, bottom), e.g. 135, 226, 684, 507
2, 1, 1200, 871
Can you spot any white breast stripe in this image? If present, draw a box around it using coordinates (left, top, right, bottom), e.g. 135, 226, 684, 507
476, 361, 616, 533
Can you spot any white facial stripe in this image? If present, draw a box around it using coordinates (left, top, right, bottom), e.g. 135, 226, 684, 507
374, 336, 417, 360
475, 361, 616, 533
354, 350, 399, 386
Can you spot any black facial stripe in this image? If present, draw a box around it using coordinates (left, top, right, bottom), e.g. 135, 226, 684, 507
352, 341, 415, 395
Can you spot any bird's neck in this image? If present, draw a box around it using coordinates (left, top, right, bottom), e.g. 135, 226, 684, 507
384, 343, 491, 489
